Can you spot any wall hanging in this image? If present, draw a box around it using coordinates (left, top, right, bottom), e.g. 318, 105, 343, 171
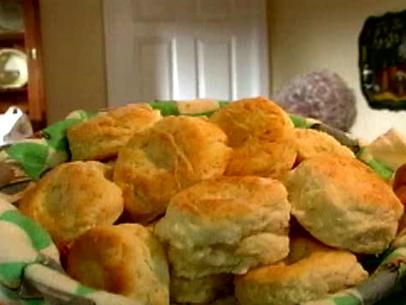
359, 9, 406, 110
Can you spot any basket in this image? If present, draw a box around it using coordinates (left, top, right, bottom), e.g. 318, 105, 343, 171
0, 100, 405, 305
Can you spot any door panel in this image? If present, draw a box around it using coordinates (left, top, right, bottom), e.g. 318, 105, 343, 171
104, 0, 268, 106
135, 37, 176, 100
196, 37, 236, 100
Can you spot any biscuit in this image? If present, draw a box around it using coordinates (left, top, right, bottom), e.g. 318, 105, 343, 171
210, 97, 293, 146
19, 161, 123, 248
225, 138, 296, 178
286, 154, 404, 254
67, 104, 161, 161
171, 274, 232, 304
294, 128, 354, 162
235, 236, 368, 305
210, 97, 296, 178
113, 116, 231, 223
67, 224, 169, 305
155, 176, 290, 278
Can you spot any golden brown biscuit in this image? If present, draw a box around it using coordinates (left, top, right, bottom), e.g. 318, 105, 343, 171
226, 138, 296, 178
66, 224, 169, 305
171, 274, 232, 304
67, 104, 161, 161
210, 97, 292, 146
286, 154, 404, 254
234, 236, 368, 305
294, 128, 354, 162
210, 97, 296, 178
155, 176, 290, 278
19, 161, 123, 248
113, 116, 231, 223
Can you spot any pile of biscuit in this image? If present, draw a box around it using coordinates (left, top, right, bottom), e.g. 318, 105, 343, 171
17, 97, 405, 305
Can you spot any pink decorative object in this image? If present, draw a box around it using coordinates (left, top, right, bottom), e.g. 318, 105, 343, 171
274, 70, 357, 131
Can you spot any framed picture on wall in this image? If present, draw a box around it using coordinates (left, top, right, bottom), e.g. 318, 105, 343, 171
359, 9, 406, 110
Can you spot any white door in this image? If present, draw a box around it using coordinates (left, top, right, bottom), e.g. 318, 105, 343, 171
103, 0, 269, 107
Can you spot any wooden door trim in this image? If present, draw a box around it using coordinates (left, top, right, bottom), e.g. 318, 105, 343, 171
22, 0, 46, 126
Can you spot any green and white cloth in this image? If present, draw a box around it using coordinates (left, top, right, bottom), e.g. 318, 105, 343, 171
1, 110, 94, 180
0, 199, 139, 305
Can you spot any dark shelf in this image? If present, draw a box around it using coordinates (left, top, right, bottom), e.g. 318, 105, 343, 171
0, 86, 29, 114
0, 100, 28, 113
0, 32, 25, 42
0, 86, 27, 93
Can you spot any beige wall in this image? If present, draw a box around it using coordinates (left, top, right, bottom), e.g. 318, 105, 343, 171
268, 0, 406, 141
40, 0, 107, 123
